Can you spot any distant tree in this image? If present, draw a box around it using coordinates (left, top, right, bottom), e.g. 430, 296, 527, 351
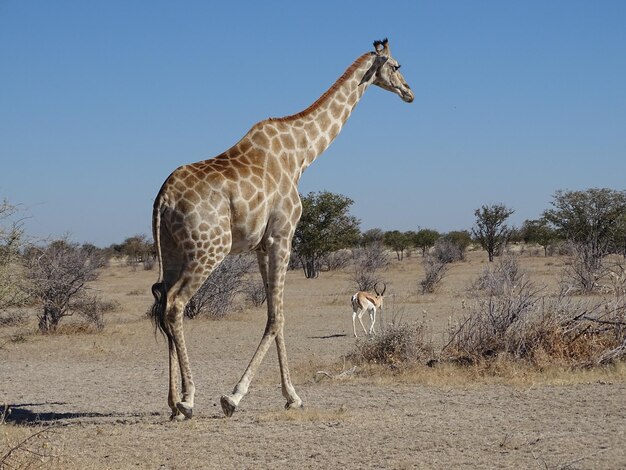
292, 191, 361, 279
472, 204, 515, 262
543, 188, 626, 291
117, 234, 153, 265
520, 219, 558, 256
442, 230, 472, 257
384, 230, 410, 261
361, 228, 385, 247
613, 213, 626, 258
22, 238, 106, 332
0, 199, 26, 311
411, 228, 440, 256
543, 188, 626, 262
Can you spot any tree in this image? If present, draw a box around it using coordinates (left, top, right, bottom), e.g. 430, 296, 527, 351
411, 228, 440, 256
115, 234, 153, 266
543, 188, 626, 262
361, 228, 384, 247
472, 204, 515, 262
0, 199, 26, 311
384, 230, 410, 261
22, 239, 106, 332
543, 188, 626, 291
520, 219, 558, 256
292, 191, 361, 279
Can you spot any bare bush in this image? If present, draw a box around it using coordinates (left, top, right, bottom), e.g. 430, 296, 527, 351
348, 320, 434, 367
184, 254, 255, 319
21, 239, 106, 332
420, 255, 449, 294
350, 242, 388, 291
71, 295, 119, 330
320, 249, 352, 272
561, 242, 611, 293
242, 277, 267, 307
0, 310, 26, 327
431, 238, 465, 264
445, 265, 626, 366
472, 254, 523, 296
143, 257, 155, 271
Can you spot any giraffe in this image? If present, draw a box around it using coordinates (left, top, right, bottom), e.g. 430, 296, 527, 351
150, 38, 413, 420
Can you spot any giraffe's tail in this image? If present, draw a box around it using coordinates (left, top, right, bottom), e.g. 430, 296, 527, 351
150, 281, 168, 336
150, 195, 168, 336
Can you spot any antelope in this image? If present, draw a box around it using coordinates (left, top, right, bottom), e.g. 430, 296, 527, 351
350, 283, 386, 337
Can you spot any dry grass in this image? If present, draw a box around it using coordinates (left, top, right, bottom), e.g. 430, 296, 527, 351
253, 406, 349, 424
0, 425, 60, 469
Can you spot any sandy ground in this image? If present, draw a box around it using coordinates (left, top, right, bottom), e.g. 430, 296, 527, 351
2, 252, 626, 469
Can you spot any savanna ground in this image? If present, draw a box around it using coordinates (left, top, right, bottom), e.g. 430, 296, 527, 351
1, 250, 625, 469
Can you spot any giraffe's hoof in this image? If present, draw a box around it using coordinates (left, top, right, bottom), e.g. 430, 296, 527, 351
176, 401, 193, 419
220, 395, 237, 418
170, 411, 186, 422
285, 400, 304, 411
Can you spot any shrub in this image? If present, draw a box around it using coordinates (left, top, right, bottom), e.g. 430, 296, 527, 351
243, 277, 267, 307
21, 239, 106, 332
71, 296, 119, 330
420, 255, 449, 294
348, 320, 433, 367
184, 254, 254, 319
432, 238, 465, 264
444, 264, 626, 367
350, 242, 388, 292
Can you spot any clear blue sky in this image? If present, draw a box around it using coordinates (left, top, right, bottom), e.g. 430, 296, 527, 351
1, 1, 625, 247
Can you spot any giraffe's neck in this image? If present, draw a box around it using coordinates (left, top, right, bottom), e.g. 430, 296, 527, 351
267, 52, 376, 173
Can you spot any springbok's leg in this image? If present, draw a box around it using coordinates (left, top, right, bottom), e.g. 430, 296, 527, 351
369, 307, 377, 335
352, 310, 359, 337
358, 310, 368, 336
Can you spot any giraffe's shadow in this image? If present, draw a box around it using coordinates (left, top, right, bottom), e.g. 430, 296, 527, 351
309, 333, 347, 339
3, 403, 161, 425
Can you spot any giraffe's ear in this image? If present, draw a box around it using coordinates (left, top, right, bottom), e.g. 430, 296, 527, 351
359, 55, 388, 85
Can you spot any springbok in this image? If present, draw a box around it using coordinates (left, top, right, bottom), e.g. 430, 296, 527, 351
350, 283, 386, 337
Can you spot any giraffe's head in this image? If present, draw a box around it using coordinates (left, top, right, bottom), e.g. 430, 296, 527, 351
360, 39, 414, 103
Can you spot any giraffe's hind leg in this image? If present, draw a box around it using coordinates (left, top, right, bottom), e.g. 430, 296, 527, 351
160, 234, 227, 419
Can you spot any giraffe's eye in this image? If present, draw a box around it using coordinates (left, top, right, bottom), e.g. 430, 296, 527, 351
394, 64, 401, 71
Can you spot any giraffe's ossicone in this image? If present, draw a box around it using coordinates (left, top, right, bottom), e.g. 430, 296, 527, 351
150, 38, 413, 420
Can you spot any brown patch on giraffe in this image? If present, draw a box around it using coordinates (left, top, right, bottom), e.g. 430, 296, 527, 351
280, 133, 295, 149
183, 189, 200, 205
265, 125, 278, 137
317, 112, 331, 131
304, 122, 320, 140
251, 131, 270, 149
240, 180, 256, 201
237, 140, 253, 154
270, 137, 282, 154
